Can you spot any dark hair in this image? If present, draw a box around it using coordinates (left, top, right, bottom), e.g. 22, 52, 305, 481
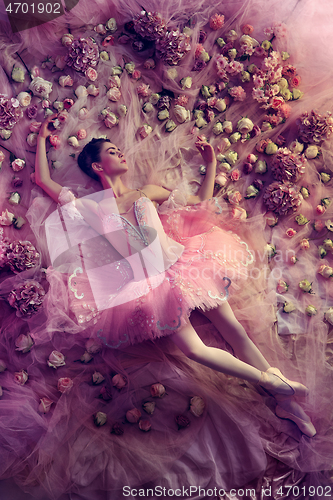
77, 138, 111, 182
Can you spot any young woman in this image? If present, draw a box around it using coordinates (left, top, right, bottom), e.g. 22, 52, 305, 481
35, 113, 316, 437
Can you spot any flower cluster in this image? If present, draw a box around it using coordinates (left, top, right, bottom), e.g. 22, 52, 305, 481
133, 11, 167, 41
7, 280, 46, 317
65, 37, 99, 73
0, 94, 23, 131
271, 148, 306, 183
263, 181, 302, 215
155, 29, 191, 66
297, 110, 333, 144
5, 240, 40, 273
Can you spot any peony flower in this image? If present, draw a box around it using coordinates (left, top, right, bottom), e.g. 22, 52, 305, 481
58, 377, 73, 393
189, 396, 205, 417
126, 408, 141, 423
17, 92, 31, 107
14, 369, 28, 385
139, 419, 151, 431
298, 110, 333, 144
277, 279, 288, 294
7, 280, 45, 317
65, 37, 99, 73
271, 148, 306, 183
29, 77, 52, 98
59, 75, 73, 88
142, 401, 155, 414
11, 158, 25, 172
175, 414, 190, 429
150, 382, 166, 398
15, 333, 34, 353
299, 279, 312, 293
47, 351, 66, 369
210, 13, 225, 30
112, 374, 127, 389
94, 411, 107, 426
305, 305, 317, 317
38, 397, 53, 413
68, 136, 80, 148
133, 10, 167, 41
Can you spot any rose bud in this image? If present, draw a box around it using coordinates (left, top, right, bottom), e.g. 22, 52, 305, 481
85, 339, 102, 354
57, 377, 73, 393
15, 333, 34, 353
286, 228, 297, 238
283, 302, 296, 313
111, 422, 124, 435
126, 408, 141, 423
112, 374, 127, 389
14, 369, 28, 385
92, 371, 105, 385
175, 414, 190, 430
253, 178, 264, 191
47, 350, 65, 369
38, 397, 53, 414
189, 396, 205, 417
305, 305, 317, 317
94, 411, 107, 426
300, 238, 310, 250
142, 401, 156, 415
139, 419, 151, 432
243, 162, 253, 175
298, 279, 312, 293
14, 216, 26, 229
11, 176, 23, 188
316, 204, 326, 215
80, 351, 93, 363
150, 383, 166, 398
77, 129, 87, 140
49, 135, 61, 149
99, 386, 113, 401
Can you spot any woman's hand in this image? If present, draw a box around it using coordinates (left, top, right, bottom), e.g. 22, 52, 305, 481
38, 113, 58, 139
195, 137, 216, 164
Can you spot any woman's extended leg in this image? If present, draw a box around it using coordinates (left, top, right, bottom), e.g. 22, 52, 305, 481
200, 302, 270, 371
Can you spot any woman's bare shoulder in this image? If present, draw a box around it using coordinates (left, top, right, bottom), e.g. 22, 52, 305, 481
140, 184, 172, 203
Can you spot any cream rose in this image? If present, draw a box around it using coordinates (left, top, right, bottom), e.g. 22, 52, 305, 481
0, 209, 15, 225
174, 105, 190, 123
212, 122, 223, 135
255, 160, 267, 174
237, 117, 253, 135
222, 121, 233, 134
59, 75, 73, 88
17, 91, 31, 107
305, 145, 319, 159
189, 396, 205, 417
15, 333, 34, 353
27, 133, 38, 147
58, 377, 73, 393
150, 383, 166, 398
299, 279, 312, 293
180, 77, 192, 90
47, 351, 65, 369
68, 136, 80, 148
305, 305, 317, 316
15, 369, 28, 385
283, 302, 296, 313
87, 84, 99, 96
142, 401, 155, 414
214, 98, 227, 112
126, 408, 141, 423
29, 77, 52, 98
75, 86, 88, 98
92, 371, 105, 385
112, 374, 127, 389
94, 411, 107, 426
38, 397, 53, 413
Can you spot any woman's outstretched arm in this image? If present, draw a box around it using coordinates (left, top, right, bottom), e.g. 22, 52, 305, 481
35, 114, 63, 203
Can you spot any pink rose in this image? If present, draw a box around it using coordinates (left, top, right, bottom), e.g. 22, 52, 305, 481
316, 204, 326, 215
318, 264, 333, 278
131, 70, 141, 80
278, 103, 291, 119
300, 238, 310, 250
242, 24, 254, 35
30, 65, 40, 78
47, 350, 65, 369
286, 228, 297, 237
107, 87, 122, 101
55, 55, 66, 70
215, 173, 228, 187
85, 339, 101, 354
15, 369, 28, 385
15, 333, 34, 353
77, 129, 87, 140
139, 419, 151, 432
42, 100, 50, 109
57, 377, 73, 393
59, 75, 73, 88
247, 153, 257, 164
112, 374, 127, 389
29, 121, 42, 133
38, 397, 53, 413
49, 135, 61, 149
11, 159, 25, 172
231, 206, 247, 220
104, 115, 118, 128
0, 209, 15, 226
87, 84, 99, 96
85, 67, 98, 81
230, 169, 240, 181
108, 76, 121, 88
277, 279, 288, 293
61, 33, 74, 46
137, 84, 151, 98
95, 23, 106, 35
102, 35, 115, 47
290, 75, 301, 88
228, 190, 242, 205
126, 408, 141, 423
150, 382, 166, 398
58, 110, 69, 122
271, 96, 284, 110
63, 99, 74, 111
313, 220, 324, 231
79, 107, 89, 120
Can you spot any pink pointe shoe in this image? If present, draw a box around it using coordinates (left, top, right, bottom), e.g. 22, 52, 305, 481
257, 367, 309, 397
275, 404, 317, 438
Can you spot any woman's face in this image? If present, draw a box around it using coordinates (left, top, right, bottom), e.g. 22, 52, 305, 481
95, 141, 128, 176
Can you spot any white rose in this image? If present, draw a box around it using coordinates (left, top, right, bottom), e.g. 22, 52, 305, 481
199, 50, 210, 62
74, 86, 88, 98
222, 120, 233, 134
87, 84, 99, 96
255, 160, 267, 174
230, 132, 241, 143
289, 140, 304, 154
158, 109, 169, 121
108, 75, 121, 88
17, 91, 31, 107
94, 411, 107, 426
189, 396, 205, 417
305, 305, 317, 316
143, 102, 154, 113
246, 185, 259, 197
47, 350, 65, 368
149, 93, 160, 105
106, 17, 117, 32
166, 67, 178, 80
195, 116, 208, 128
180, 77, 192, 90
68, 136, 80, 148
305, 145, 319, 159
212, 122, 223, 135
29, 77, 53, 98
117, 104, 127, 117
224, 150, 238, 166
79, 107, 89, 120
283, 302, 296, 313
0, 129, 12, 140
240, 34, 258, 48
0, 209, 15, 225
174, 105, 190, 123
237, 117, 254, 135
26, 133, 38, 147
214, 98, 227, 112
261, 122, 272, 132
218, 137, 231, 152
